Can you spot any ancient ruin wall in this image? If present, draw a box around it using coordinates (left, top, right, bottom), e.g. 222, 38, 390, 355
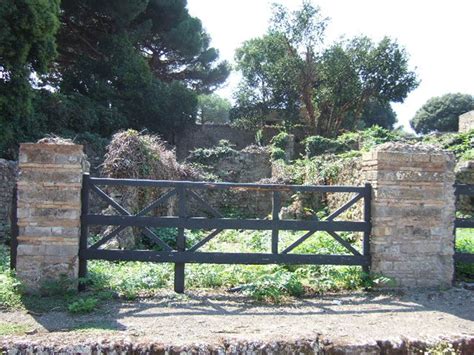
0, 159, 17, 241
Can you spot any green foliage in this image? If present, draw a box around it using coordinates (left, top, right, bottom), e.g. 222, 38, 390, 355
39, 275, 76, 297
270, 147, 286, 161
0, 271, 22, 310
0, 0, 60, 158
243, 270, 304, 303
347, 99, 397, 130
186, 139, 236, 165
422, 130, 474, 160
0, 245, 22, 309
232, 2, 417, 136
0, 323, 29, 336
0, 0, 60, 73
0, 0, 230, 158
455, 228, 474, 281
269, 131, 290, 161
359, 125, 402, 151
67, 297, 99, 314
304, 135, 348, 157
197, 94, 232, 124
410, 93, 474, 134
270, 131, 290, 149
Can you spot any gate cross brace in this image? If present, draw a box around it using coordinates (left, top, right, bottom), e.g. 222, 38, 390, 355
89, 185, 175, 251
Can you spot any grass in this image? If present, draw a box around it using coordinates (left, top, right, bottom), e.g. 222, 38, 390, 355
455, 228, 474, 281
81, 230, 387, 302
0, 227, 424, 310
0, 323, 30, 336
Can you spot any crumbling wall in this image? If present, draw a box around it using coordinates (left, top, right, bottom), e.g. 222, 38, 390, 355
0, 159, 17, 241
456, 160, 474, 214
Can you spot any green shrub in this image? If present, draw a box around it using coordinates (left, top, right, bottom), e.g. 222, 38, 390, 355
270, 147, 286, 161
0, 272, 23, 309
304, 135, 347, 157
68, 297, 99, 314
0, 245, 22, 310
360, 125, 401, 151
39, 274, 76, 297
243, 270, 304, 303
270, 131, 289, 149
456, 229, 474, 281
186, 139, 236, 165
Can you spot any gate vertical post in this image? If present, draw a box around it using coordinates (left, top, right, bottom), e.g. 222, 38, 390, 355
78, 173, 90, 291
174, 185, 186, 293
15, 142, 87, 292
271, 191, 281, 254
363, 143, 456, 288
10, 185, 18, 270
362, 183, 371, 274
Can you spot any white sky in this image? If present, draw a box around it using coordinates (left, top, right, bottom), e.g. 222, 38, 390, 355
187, 0, 474, 131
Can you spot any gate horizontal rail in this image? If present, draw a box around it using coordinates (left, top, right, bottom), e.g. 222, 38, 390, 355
80, 174, 372, 293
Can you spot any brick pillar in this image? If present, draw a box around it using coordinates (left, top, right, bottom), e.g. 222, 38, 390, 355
363, 143, 456, 288
16, 143, 87, 291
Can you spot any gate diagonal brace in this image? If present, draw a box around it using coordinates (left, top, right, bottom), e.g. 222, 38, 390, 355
326, 193, 363, 221
89, 185, 175, 251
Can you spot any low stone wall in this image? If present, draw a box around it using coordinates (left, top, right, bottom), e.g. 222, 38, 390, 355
459, 110, 474, 133
0, 159, 17, 241
208, 145, 272, 183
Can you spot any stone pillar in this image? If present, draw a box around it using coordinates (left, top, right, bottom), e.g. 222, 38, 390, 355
363, 143, 456, 288
16, 143, 86, 291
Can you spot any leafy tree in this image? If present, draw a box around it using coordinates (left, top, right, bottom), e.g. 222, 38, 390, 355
410, 93, 474, 134
359, 100, 397, 130
0, 0, 60, 157
38, 0, 230, 138
197, 94, 231, 124
317, 37, 415, 135
233, 32, 301, 127
233, 2, 417, 136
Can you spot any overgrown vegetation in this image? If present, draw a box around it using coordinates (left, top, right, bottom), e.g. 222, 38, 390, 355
269, 131, 290, 161
422, 129, 474, 161
456, 228, 474, 281
186, 139, 237, 166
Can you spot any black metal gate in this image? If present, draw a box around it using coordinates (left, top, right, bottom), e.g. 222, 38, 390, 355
79, 174, 372, 292
454, 184, 474, 266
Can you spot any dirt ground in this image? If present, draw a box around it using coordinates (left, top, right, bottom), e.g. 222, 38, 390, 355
1, 287, 474, 350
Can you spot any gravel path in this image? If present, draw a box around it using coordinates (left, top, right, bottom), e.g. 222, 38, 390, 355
1, 288, 473, 350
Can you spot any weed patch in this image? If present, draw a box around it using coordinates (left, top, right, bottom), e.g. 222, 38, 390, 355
0, 323, 29, 336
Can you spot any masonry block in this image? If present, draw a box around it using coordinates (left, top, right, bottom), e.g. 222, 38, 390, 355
363, 142, 456, 288
15, 143, 86, 292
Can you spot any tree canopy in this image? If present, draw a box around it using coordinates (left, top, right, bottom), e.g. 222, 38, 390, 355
232, 1, 418, 136
0, 0, 60, 157
197, 94, 231, 124
410, 93, 474, 134
0, 0, 230, 158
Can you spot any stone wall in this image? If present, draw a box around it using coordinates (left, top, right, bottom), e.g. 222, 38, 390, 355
363, 143, 456, 288
175, 124, 256, 160
175, 124, 307, 161
459, 110, 474, 133
197, 146, 275, 217
0, 159, 17, 241
326, 157, 365, 221
455, 160, 474, 214
15, 143, 87, 291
